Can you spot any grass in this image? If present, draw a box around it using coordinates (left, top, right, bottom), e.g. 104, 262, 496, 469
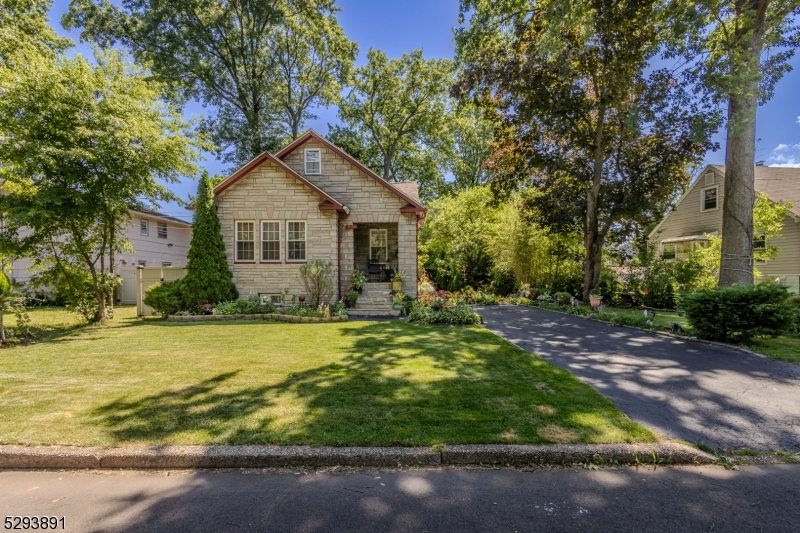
744, 335, 800, 364
0, 306, 654, 447
602, 307, 690, 331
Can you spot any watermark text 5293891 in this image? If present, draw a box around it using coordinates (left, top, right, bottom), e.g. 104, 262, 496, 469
4, 517, 65, 530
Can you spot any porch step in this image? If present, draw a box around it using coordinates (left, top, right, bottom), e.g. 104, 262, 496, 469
348, 308, 401, 317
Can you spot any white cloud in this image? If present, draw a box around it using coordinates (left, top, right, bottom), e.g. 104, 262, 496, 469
766, 142, 800, 167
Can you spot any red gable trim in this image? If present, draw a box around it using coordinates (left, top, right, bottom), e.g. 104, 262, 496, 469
213, 150, 345, 211
275, 130, 427, 213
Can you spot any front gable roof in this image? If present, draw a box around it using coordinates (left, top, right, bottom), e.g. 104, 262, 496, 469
275, 130, 427, 214
213, 149, 346, 212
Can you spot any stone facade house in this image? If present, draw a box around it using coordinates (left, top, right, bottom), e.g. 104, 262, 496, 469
213, 130, 426, 314
649, 164, 800, 292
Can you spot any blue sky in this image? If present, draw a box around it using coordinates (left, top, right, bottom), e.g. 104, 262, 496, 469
49, 0, 800, 221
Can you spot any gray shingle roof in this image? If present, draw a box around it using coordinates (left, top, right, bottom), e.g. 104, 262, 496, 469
712, 165, 800, 217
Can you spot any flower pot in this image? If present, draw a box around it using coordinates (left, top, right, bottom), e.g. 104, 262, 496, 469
391, 281, 402, 292
589, 296, 602, 307
344, 299, 357, 309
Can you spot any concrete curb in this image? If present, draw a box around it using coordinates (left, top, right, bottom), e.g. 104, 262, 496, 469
0, 443, 713, 470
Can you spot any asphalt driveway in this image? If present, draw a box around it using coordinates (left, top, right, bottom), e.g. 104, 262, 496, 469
478, 305, 800, 451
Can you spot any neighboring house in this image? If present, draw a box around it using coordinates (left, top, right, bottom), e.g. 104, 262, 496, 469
213, 130, 426, 315
649, 164, 800, 292
10, 209, 192, 302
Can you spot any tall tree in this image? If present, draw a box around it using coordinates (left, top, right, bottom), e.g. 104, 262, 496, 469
181, 172, 239, 310
447, 103, 496, 191
0, 0, 71, 66
671, 1, 800, 286
0, 51, 202, 321
63, 0, 340, 167
272, 12, 357, 139
455, 0, 720, 301
337, 48, 453, 196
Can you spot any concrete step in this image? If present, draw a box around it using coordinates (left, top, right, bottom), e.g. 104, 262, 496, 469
356, 297, 394, 305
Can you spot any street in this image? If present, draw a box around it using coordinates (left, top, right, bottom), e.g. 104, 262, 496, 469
2, 465, 799, 532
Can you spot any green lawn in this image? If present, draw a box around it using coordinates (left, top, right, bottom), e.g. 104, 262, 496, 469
0, 306, 654, 447
601, 306, 690, 330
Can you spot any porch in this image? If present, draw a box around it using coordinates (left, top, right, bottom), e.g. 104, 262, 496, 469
353, 223, 399, 282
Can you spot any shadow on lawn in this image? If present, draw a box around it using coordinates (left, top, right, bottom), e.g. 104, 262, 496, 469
90, 322, 650, 446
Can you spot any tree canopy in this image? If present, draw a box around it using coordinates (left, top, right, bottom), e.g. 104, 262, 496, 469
455, 0, 720, 300
0, 50, 203, 320
337, 48, 454, 199
64, 0, 353, 168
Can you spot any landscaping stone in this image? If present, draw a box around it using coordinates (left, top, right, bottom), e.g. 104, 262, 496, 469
166, 313, 348, 323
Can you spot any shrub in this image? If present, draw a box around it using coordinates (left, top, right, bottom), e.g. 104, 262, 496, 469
299, 260, 335, 308
680, 283, 797, 343
408, 301, 483, 325
213, 296, 276, 315
350, 270, 366, 291
567, 306, 593, 317
536, 292, 553, 302
181, 173, 238, 310
553, 292, 573, 306
488, 264, 516, 296
143, 281, 185, 317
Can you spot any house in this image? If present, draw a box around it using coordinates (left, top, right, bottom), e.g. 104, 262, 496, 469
212, 130, 426, 315
10, 209, 192, 303
649, 164, 800, 292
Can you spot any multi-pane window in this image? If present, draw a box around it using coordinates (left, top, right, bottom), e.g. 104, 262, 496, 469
140, 219, 149, 236
236, 221, 255, 261
702, 186, 717, 211
137, 260, 147, 267
261, 221, 280, 261
287, 221, 306, 261
157, 222, 168, 239
304, 149, 321, 175
370, 229, 388, 262
662, 244, 676, 260
753, 235, 766, 250
162, 261, 172, 267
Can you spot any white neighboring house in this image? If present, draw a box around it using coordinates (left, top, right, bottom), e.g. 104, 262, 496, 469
10, 209, 192, 303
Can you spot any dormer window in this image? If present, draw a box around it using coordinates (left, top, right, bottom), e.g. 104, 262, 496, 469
304, 148, 321, 175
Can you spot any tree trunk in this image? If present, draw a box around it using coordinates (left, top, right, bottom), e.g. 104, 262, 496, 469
382, 154, 392, 181
0, 309, 5, 345
583, 116, 606, 302
719, 16, 764, 287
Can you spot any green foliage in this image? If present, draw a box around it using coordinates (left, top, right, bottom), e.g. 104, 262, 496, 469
345, 290, 359, 301
64, 0, 349, 167
349, 269, 366, 291
0, 50, 202, 321
455, 0, 720, 299
553, 292, 573, 306
298, 260, 335, 308
0, 0, 72, 68
408, 301, 483, 326
213, 296, 276, 315
567, 305, 594, 317
488, 264, 516, 296
181, 173, 238, 310
143, 281, 185, 317
680, 283, 797, 344
337, 48, 454, 199
0, 270, 10, 295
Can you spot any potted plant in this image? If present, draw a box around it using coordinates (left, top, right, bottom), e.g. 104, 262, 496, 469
350, 269, 366, 293
392, 291, 405, 310
344, 288, 359, 309
391, 271, 404, 292
589, 291, 603, 308
202, 302, 213, 315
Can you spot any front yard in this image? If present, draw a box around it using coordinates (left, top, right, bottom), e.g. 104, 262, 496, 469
0, 307, 654, 447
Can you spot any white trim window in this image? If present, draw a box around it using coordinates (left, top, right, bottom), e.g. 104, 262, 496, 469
236, 221, 256, 262
162, 261, 172, 267
662, 244, 676, 260
261, 221, 280, 262
370, 228, 388, 262
304, 148, 321, 175
157, 222, 168, 239
701, 186, 718, 211
754, 234, 767, 263
287, 221, 306, 261
137, 260, 147, 267
140, 219, 149, 236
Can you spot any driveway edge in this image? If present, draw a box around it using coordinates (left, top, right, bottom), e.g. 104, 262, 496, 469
487, 304, 767, 359
0, 443, 713, 469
